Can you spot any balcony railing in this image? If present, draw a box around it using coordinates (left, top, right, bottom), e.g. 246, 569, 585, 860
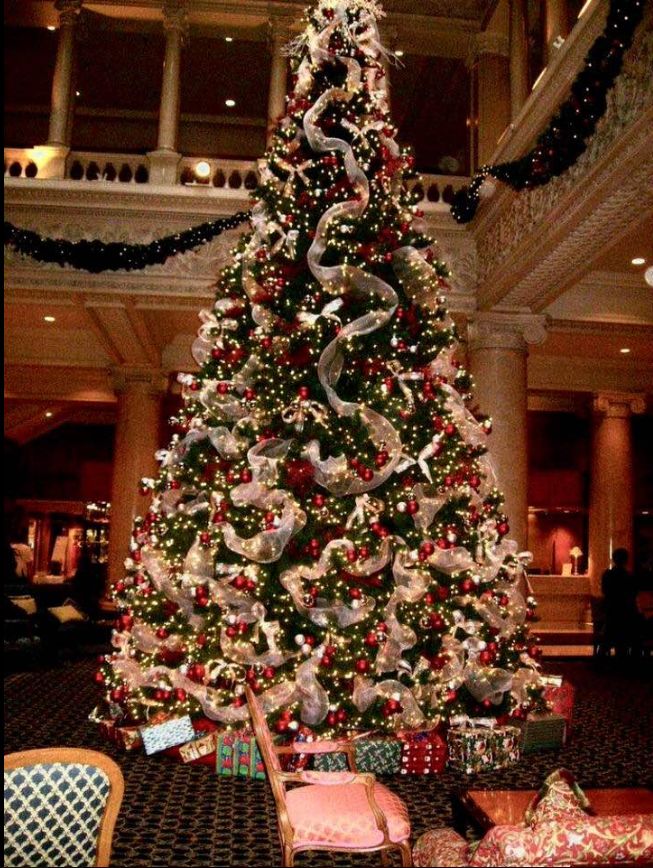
4, 147, 467, 213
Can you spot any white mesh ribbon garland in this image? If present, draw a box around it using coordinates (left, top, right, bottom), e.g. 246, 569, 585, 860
411, 482, 447, 531
280, 538, 385, 627
374, 546, 429, 674
474, 582, 528, 639
207, 426, 249, 460
222, 481, 306, 563
141, 549, 204, 629
463, 662, 513, 705
219, 602, 287, 669
295, 657, 330, 725
191, 307, 239, 367
112, 657, 296, 724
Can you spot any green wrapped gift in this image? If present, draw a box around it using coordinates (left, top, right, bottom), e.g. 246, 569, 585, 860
519, 712, 566, 753
447, 726, 494, 775
216, 730, 265, 780
490, 725, 521, 768
313, 736, 402, 774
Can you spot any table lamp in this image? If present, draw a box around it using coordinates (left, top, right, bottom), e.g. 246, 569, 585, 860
569, 546, 583, 575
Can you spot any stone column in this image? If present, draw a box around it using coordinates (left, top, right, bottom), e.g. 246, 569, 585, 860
545, 0, 568, 62
509, 0, 529, 120
588, 392, 645, 593
106, 368, 167, 597
468, 312, 547, 550
148, 0, 188, 185
473, 32, 511, 166
42, 0, 82, 178
378, 24, 397, 113
267, 21, 289, 145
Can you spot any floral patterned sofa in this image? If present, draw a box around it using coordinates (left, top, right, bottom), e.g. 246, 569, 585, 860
414, 771, 653, 867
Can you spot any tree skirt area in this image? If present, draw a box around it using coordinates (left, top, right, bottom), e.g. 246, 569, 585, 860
4, 660, 652, 867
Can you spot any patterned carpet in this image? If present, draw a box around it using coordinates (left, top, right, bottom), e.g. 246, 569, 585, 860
4, 658, 653, 867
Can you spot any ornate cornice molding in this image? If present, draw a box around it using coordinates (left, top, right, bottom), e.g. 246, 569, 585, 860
4, 185, 473, 307
548, 318, 653, 336
474, 20, 653, 310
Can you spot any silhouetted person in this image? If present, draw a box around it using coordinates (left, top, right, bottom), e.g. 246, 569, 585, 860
601, 548, 642, 655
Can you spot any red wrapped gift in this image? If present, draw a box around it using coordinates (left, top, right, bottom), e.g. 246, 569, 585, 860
399, 729, 447, 775
165, 717, 220, 766
98, 718, 143, 752
542, 679, 575, 739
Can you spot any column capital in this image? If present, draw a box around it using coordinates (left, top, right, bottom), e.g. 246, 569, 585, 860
109, 366, 168, 397
55, 0, 82, 26
593, 392, 646, 418
268, 15, 294, 48
162, 0, 189, 38
468, 310, 548, 353
473, 31, 510, 59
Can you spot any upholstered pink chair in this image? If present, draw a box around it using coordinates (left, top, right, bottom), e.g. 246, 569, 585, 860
245, 687, 413, 866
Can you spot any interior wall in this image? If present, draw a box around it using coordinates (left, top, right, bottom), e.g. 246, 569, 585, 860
10, 424, 115, 502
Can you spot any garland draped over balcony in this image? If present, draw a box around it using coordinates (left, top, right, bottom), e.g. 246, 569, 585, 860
3, 211, 250, 273
451, 0, 645, 224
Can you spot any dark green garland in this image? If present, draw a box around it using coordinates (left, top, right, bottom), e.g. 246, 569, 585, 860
3, 211, 250, 273
451, 0, 645, 223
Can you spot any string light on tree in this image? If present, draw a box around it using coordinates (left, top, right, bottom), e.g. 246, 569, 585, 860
96, 0, 545, 737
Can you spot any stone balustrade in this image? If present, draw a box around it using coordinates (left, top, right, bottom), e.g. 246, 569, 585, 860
66, 152, 150, 184
4, 148, 40, 179
177, 156, 260, 192
4, 146, 467, 215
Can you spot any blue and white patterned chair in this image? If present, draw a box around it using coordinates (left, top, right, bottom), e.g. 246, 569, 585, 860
4, 748, 124, 868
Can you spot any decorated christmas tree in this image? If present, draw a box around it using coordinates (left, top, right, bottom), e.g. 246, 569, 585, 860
98, 0, 543, 737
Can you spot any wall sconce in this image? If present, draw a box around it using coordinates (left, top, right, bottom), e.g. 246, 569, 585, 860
570, 546, 583, 575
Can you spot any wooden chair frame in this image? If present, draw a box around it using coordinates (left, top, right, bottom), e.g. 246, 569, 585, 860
4, 747, 124, 868
245, 687, 413, 867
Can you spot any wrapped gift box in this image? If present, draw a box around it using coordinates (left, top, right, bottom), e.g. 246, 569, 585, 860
179, 731, 218, 764
520, 712, 567, 753
313, 736, 402, 774
165, 718, 219, 766
399, 729, 447, 775
97, 718, 143, 752
216, 730, 265, 780
447, 726, 494, 775
447, 722, 521, 774
140, 715, 196, 756
542, 679, 575, 737
489, 725, 521, 769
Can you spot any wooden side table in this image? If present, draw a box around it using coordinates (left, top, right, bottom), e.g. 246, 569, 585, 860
453, 788, 653, 835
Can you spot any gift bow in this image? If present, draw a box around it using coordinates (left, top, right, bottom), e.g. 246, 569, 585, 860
275, 156, 314, 196
345, 493, 385, 528
281, 398, 329, 432
386, 361, 424, 410
297, 297, 344, 329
